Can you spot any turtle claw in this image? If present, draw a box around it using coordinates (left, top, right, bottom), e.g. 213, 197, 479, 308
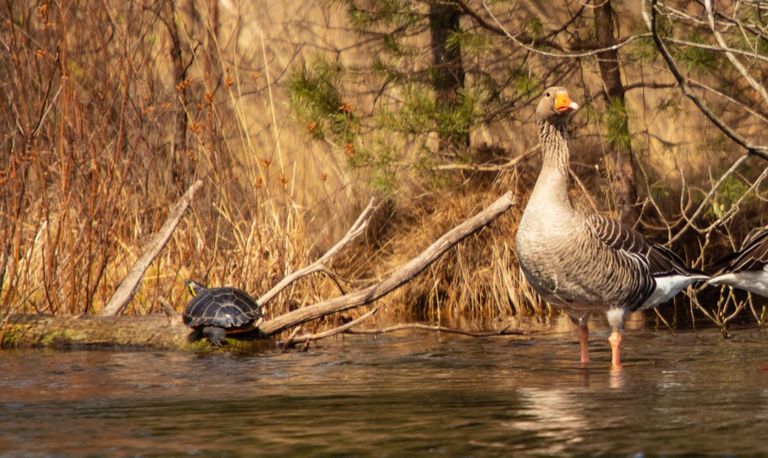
209, 337, 227, 347
202, 326, 228, 347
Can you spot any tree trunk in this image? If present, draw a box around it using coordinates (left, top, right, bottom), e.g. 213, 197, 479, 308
594, 0, 639, 224
429, 2, 469, 154
165, 0, 191, 191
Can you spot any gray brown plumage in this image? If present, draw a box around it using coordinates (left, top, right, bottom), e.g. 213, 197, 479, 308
514, 87, 707, 367
707, 227, 768, 296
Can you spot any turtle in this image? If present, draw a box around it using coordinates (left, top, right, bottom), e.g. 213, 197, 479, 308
182, 279, 265, 346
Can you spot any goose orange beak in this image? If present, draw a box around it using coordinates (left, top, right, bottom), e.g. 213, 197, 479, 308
555, 92, 579, 113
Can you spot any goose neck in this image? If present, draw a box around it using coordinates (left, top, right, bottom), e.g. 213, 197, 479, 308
538, 119, 570, 175
528, 119, 572, 209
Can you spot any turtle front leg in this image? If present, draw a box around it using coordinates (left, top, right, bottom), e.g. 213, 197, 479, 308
202, 326, 228, 346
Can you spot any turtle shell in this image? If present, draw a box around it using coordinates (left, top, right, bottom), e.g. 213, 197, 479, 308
182, 286, 264, 330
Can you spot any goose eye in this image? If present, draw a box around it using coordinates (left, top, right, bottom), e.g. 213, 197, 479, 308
544, 92, 551, 97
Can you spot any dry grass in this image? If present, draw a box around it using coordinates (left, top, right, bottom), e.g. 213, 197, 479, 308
0, 2, 340, 321
343, 168, 546, 327
1, 1, 766, 335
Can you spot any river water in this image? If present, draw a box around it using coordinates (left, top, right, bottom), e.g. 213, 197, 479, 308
1, 326, 767, 456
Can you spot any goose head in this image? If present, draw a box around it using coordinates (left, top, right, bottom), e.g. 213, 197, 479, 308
536, 87, 579, 125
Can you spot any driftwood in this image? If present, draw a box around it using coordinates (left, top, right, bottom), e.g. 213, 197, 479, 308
2, 191, 517, 350
344, 323, 528, 337
287, 307, 528, 347
101, 180, 203, 316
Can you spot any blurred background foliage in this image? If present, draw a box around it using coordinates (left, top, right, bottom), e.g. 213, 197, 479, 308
1, 0, 767, 333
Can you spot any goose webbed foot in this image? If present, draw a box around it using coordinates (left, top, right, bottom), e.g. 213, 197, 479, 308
578, 323, 590, 365
606, 308, 626, 370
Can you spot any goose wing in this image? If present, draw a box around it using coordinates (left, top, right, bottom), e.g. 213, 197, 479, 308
715, 227, 768, 273
585, 214, 696, 276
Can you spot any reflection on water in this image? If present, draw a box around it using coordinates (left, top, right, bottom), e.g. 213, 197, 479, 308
0, 327, 767, 456
512, 387, 588, 454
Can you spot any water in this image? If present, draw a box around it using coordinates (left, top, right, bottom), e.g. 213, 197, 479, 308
1, 327, 767, 456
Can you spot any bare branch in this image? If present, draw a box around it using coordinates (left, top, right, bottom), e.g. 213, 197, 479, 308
453, 0, 567, 51
641, 0, 768, 162
345, 322, 527, 337
704, 0, 768, 106
257, 198, 376, 307
668, 155, 750, 243
433, 145, 540, 172
624, 77, 768, 125
481, 0, 651, 58
665, 37, 768, 65
676, 161, 768, 238
288, 306, 381, 345
101, 180, 203, 316
290, 308, 528, 345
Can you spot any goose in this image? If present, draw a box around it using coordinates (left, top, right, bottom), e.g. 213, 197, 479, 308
514, 87, 708, 369
707, 227, 768, 296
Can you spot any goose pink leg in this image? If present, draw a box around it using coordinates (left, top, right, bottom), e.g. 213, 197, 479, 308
609, 330, 623, 370
578, 324, 590, 364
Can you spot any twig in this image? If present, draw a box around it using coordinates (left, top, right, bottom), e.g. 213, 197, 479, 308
256, 198, 376, 306
625, 78, 768, 124
688, 165, 768, 235
641, 0, 768, 162
704, 0, 768, 106
279, 325, 303, 351
101, 180, 203, 316
345, 323, 528, 338
258, 192, 517, 336
482, 0, 651, 58
289, 306, 381, 344
669, 155, 749, 243
454, 0, 566, 51
665, 37, 768, 65
434, 145, 540, 172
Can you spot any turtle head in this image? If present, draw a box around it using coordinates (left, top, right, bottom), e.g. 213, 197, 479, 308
185, 279, 207, 297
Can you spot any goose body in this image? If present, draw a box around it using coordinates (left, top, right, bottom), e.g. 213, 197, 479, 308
707, 227, 768, 296
514, 87, 707, 368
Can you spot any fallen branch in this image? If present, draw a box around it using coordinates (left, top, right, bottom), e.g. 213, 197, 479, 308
289, 308, 527, 345
101, 180, 203, 316
259, 191, 517, 336
288, 306, 381, 345
345, 323, 528, 338
256, 198, 375, 307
